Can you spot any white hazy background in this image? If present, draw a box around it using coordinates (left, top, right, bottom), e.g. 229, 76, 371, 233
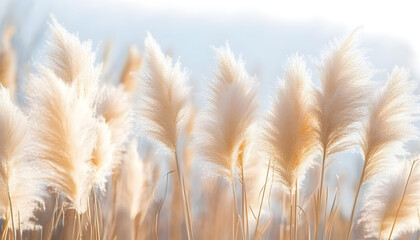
1, 0, 419, 215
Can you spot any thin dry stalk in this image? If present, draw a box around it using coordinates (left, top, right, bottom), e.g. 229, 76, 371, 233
253, 159, 271, 238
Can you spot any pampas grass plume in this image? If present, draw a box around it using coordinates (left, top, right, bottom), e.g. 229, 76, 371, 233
138, 33, 189, 152
362, 67, 418, 182
261, 56, 318, 191
28, 68, 96, 213
197, 44, 258, 179
0, 86, 45, 229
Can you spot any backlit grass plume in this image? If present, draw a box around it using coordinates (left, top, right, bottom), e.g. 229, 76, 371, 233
28, 68, 97, 213
197, 45, 258, 180
96, 85, 132, 154
120, 46, 142, 93
91, 118, 115, 191
261, 56, 318, 192
315, 31, 372, 159
357, 159, 420, 239
0, 86, 44, 230
314, 31, 372, 237
0, 25, 16, 100
137, 33, 192, 239
347, 67, 418, 238
119, 139, 155, 221
261, 56, 318, 240
47, 16, 101, 102
361, 67, 418, 182
138, 34, 189, 151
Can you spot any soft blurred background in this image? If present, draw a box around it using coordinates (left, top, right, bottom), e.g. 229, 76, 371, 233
1, 0, 419, 238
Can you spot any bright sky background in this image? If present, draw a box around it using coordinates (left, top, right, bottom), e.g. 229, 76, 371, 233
127, 0, 420, 64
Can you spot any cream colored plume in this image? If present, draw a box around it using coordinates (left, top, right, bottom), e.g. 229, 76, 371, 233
119, 139, 155, 220
197, 45, 258, 179
120, 46, 142, 92
0, 25, 17, 99
91, 118, 115, 191
0, 87, 45, 229
358, 160, 420, 239
261, 56, 318, 192
361, 67, 418, 182
138, 33, 189, 151
28, 68, 96, 213
47, 16, 101, 102
96, 85, 132, 153
315, 31, 372, 157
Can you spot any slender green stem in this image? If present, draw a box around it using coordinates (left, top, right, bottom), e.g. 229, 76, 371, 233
388, 161, 417, 240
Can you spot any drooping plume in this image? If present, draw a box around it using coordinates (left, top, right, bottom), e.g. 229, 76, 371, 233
261, 56, 318, 191
197, 45, 258, 179
138, 33, 189, 152
0, 87, 45, 229
315, 31, 372, 157
361, 67, 418, 182
28, 68, 97, 213
358, 159, 420, 239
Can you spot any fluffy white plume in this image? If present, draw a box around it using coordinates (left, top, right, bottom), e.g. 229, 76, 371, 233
315, 31, 372, 157
261, 56, 318, 191
96, 85, 132, 153
197, 45, 258, 179
362, 67, 418, 182
91, 118, 115, 191
0, 86, 45, 229
138, 33, 189, 151
47, 16, 101, 103
119, 139, 155, 220
28, 68, 96, 213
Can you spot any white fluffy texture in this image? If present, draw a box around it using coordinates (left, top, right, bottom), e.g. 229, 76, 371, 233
361, 67, 418, 182
96, 85, 132, 154
358, 160, 420, 239
0, 87, 45, 229
197, 45, 258, 180
91, 118, 115, 192
119, 139, 154, 220
47, 16, 101, 104
261, 56, 318, 192
138, 33, 190, 152
28, 68, 96, 213
315, 31, 372, 157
